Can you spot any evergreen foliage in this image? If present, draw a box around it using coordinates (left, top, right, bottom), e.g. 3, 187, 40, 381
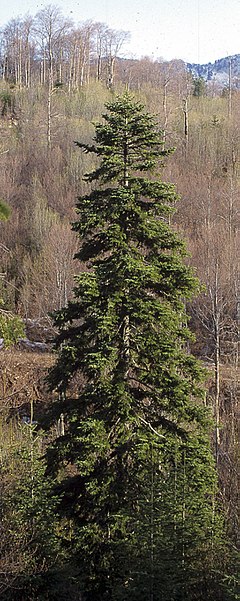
48, 93, 233, 600
192, 76, 207, 97
0, 423, 64, 600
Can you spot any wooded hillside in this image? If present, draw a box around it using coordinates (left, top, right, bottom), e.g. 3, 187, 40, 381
0, 6, 239, 600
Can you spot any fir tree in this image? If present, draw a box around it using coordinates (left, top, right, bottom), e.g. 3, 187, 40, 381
48, 93, 232, 600
0, 423, 63, 600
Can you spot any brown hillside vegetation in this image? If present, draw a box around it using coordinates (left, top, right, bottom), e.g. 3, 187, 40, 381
0, 349, 54, 419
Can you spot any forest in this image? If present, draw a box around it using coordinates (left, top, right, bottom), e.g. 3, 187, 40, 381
0, 4, 239, 600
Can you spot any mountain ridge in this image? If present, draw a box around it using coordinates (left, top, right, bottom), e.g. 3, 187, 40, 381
186, 53, 240, 86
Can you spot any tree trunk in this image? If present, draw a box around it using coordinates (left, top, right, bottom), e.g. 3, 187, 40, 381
162, 79, 169, 149
183, 97, 189, 154
213, 263, 221, 465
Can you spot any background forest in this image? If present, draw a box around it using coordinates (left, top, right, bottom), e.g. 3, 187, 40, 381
0, 4, 239, 600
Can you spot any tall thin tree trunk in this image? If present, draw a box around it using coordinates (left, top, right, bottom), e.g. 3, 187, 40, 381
228, 58, 232, 120
213, 263, 221, 465
162, 79, 168, 149
18, 37, 22, 88
183, 97, 189, 155
47, 77, 52, 150
47, 38, 54, 150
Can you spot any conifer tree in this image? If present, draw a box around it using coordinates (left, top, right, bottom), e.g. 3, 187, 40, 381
0, 423, 63, 600
48, 93, 232, 600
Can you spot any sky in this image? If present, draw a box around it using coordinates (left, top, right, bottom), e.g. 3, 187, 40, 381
0, 0, 240, 65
